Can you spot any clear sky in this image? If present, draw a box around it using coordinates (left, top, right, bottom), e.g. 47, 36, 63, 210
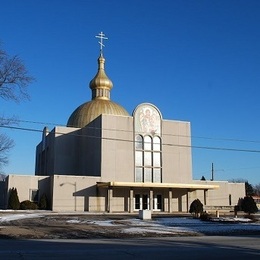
0, 0, 260, 184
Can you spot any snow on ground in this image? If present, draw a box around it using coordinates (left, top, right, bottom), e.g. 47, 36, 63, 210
66, 219, 81, 224
86, 216, 260, 235
0, 212, 260, 235
0, 213, 43, 222
84, 220, 118, 226
154, 217, 260, 234
89, 218, 196, 235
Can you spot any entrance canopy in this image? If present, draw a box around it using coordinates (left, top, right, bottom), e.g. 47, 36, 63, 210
97, 181, 219, 191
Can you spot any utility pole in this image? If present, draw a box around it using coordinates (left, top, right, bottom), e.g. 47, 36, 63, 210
211, 163, 214, 181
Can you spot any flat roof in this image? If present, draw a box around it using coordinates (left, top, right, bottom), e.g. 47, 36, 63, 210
97, 181, 219, 190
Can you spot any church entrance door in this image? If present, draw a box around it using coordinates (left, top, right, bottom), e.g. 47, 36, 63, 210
134, 194, 150, 210
134, 193, 163, 211
153, 194, 162, 211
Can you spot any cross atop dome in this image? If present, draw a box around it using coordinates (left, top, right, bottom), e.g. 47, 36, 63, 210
95, 32, 108, 55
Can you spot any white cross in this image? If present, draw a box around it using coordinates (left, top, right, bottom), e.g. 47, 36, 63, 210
95, 32, 108, 54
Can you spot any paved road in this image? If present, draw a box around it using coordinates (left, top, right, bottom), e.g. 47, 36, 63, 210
0, 236, 260, 259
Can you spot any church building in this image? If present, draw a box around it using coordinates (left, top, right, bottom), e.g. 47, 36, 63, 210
2, 33, 245, 213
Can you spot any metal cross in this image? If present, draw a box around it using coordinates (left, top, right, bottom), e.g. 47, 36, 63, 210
95, 32, 108, 54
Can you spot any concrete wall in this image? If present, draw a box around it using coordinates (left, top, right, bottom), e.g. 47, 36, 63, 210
101, 115, 134, 182
2, 174, 246, 213
51, 175, 101, 212
162, 120, 192, 184
191, 180, 245, 208
53, 127, 81, 175
35, 126, 81, 176
6, 175, 50, 207
79, 117, 102, 176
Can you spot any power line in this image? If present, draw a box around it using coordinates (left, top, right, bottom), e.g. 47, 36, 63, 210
3, 118, 260, 145
1, 124, 260, 154
13, 119, 60, 127
0, 125, 42, 134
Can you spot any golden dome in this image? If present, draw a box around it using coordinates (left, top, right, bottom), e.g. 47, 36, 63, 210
67, 53, 129, 128
67, 99, 129, 128
89, 55, 113, 99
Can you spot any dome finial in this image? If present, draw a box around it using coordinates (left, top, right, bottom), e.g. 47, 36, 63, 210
95, 31, 108, 56
90, 32, 113, 100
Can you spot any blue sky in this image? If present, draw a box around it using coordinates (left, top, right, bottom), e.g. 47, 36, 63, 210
0, 0, 260, 184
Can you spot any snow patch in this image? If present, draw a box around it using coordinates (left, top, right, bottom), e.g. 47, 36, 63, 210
93, 220, 118, 227
0, 213, 42, 222
66, 219, 81, 224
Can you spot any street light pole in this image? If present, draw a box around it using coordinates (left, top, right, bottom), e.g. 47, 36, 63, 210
211, 163, 214, 181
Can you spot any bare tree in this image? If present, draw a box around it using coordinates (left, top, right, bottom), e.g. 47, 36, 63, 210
0, 44, 34, 169
0, 133, 14, 171
0, 48, 33, 102
0, 115, 18, 126
0, 115, 17, 170
254, 183, 260, 196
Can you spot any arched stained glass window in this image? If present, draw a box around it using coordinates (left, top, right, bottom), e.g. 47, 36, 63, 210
144, 135, 152, 150
134, 104, 162, 183
133, 103, 162, 135
134, 135, 162, 183
153, 136, 161, 151
135, 135, 143, 150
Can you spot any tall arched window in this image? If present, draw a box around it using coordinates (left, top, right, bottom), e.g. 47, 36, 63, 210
135, 135, 143, 182
135, 134, 162, 183
153, 136, 161, 183
134, 104, 162, 183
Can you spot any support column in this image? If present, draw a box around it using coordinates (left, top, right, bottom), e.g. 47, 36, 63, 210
149, 189, 153, 212
129, 188, 134, 213
178, 196, 182, 212
204, 189, 208, 206
107, 187, 113, 213
168, 189, 172, 213
186, 191, 189, 213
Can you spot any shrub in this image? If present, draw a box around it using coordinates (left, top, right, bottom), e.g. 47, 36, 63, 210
241, 196, 258, 215
38, 193, 49, 210
8, 188, 20, 210
234, 205, 240, 213
20, 200, 38, 210
200, 211, 211, 221
189, 199, 203, 218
